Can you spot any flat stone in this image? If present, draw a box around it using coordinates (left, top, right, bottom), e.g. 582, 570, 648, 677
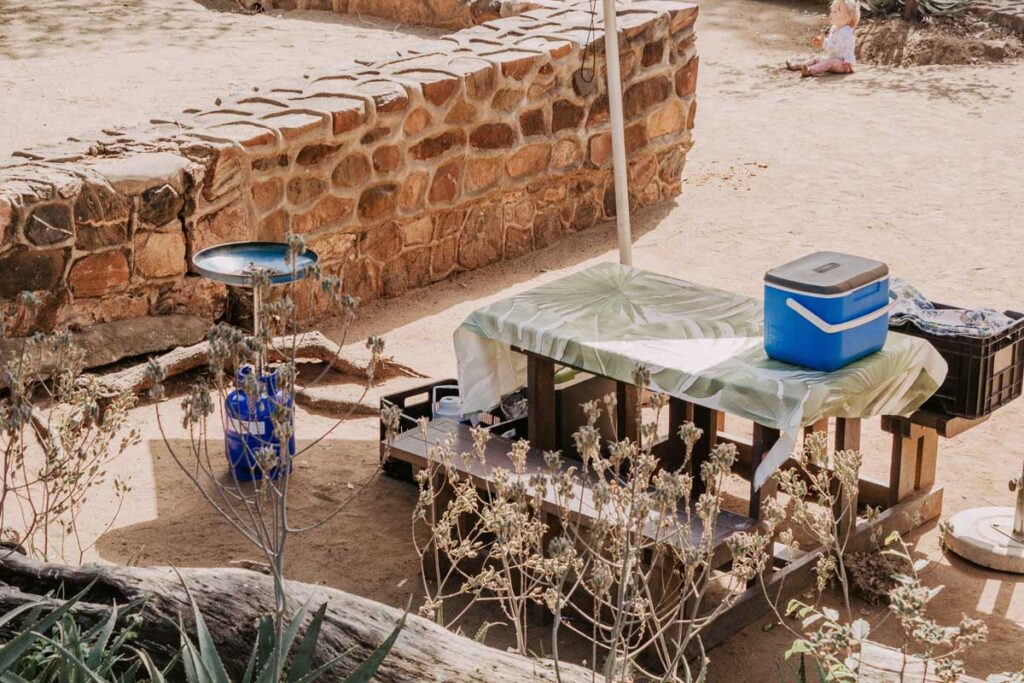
449, 57, 497, 100
90, 152, 189, 194
491, 88, 525, 112
293, 195, 355, 234
69, 250, 130, 298
588, 131, 612, 166
520, 108, 546, 137
332, 154, 372, 188
287, 176, 328, 207
458, 203, 503, 270
404, 108, 433, 136
358, 183, 399, 221
506, 143, 551, 178
0, 246, 69, 297
430, 235, 458, 281
306, 232, 356, 263
75, 181, 129, 227
489, 49, 542, 80
373, 145, 402, 173
675, 56, 699, 97
26, 203, 74, 246
624, 76, 673, 120
139, 184, 183, 227
192, 200, 255, 252
155, 276, 226, 320
251, 178, 284, 212
354, 80, 410, 114
551, 100, 584, 133
200, 122, 277, 149
464, 157, 503, 194
552, 138, 582, 168
360, 127, 392, 145
444, 100, 478, 125
429, 159, 464, 205
401, 70, 461, 106
360, 222, 403, 263
643, 39, 665, 66
470, 123, 517, 149
399, 172, 430, 212
263, 112, 329, 141
382, 247, 431, 298
647, 99, 686, 139
291, 93, 368, 135
257, 209, 290, 241
401, 216, 433, 246
134, 230, 187, 278
410, 130, 466, 161
296, 143, 341, 167
202, 151, 246, 202
0, 195, 12, 245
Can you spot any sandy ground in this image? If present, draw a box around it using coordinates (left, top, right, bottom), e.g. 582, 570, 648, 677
0, 0, 444, 157
8, 0, 1024, 679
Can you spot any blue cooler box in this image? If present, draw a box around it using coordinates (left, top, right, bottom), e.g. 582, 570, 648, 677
764, 252, 893, 371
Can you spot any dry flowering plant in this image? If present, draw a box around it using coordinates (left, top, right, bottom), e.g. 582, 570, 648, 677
146, 232, 386, 677
763, 432, 987, 681
401, 364, 769, 682
0, 292, 138, 563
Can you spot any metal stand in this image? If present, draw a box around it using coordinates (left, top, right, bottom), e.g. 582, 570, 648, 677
943, 460, 1024, 574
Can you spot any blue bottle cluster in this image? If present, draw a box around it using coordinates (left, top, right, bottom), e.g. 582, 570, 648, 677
224, 365, 295, 481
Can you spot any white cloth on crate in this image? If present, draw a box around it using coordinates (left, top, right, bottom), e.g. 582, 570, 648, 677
825, 25, 856, 64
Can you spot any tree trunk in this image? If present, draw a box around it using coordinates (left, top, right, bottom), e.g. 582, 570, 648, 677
903, 0, 919, 19
0, 553, 599, 682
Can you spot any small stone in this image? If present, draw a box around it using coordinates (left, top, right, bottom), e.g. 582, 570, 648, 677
257, 209, 290, 241
26, 203, 74, 246
306, 232, 356, 263
69, 250, 130, 298
445, 100, 478, 125
287, 176, 328, 207
491, 88, 525, 113
342, 257, 380, 302
139, 184, 183, 227
687, 99, 698, 129
533, 208, 566, 248
675, 56, 699, 97
643, 39, 665, 66
623, 76, 672, 120
409, 130, 465, 161
251, 178, 284, 212
360, 127, 392, 145
0, 247, 69, 298
265, 112, 328, 140
134, 231, 186, 278
647, 99, 686, 139
399, 172, 429, 212
296, 143, 340, 167
434, 209, 464, 239
253, 154, 289, 173
588, 132, 612, 166
506, 143, 551, 178
401, 216, 433, 246
360, 222, 403, 263
570, 201, 600, 232
358, 183, 399, 220
458, 203, 503, 269
470, 123, 517, 150
464, 157, 502, 194
429, 160, 464, 205
373, 145, 402, 173
505, 224, 534, 258
626, 122, 648, 154
193, 200, 255, 252
404, 108, 432, 136
156, 276, 226, 320
355, 80, 409, 114
293, 195, 355, 234
332, 154, 372, 188
552, 139, 582, 169
430, 236, 458, 280
520, 109, 546, 137
75, 181, 129, 227
495, 50, 540, 80
382, 247, 431, 298
91, 152, 189, 194
551, 100, 584, 133
202, 151, 245, 202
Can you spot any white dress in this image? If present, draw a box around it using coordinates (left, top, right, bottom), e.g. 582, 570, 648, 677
824, 25, 856, 64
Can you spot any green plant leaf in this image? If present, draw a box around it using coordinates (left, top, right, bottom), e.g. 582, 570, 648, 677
85, 603, 119, 670
784, 640, 811, 660
286, 603, 328, 682
30, 634, 109, 683
337, 610, 406, 683
0, 582, 97, 674
850, 619, 870, 641
182, 583, 230, 683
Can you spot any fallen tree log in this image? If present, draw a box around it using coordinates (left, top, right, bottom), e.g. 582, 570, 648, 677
0, 553, 599, 682
81, 330, 423, 399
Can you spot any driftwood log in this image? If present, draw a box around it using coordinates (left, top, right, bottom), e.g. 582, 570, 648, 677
0, 553, 599, 682
82, 331, 423, 399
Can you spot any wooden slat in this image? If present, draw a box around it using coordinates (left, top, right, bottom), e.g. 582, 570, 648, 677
690, 404, 719, 498
749, 424, 780, 520
387, 419, 758, 551
616, 382, 640, 446
662, 397, 693, 472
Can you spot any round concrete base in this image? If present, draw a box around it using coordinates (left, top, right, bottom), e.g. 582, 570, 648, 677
944, 507, 1024, 574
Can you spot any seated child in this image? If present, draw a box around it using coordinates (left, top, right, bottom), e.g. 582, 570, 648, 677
787, 0, 860, 77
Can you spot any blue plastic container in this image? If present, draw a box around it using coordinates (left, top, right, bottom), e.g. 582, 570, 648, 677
224, 365, 295, 481
764, 252, 893, 371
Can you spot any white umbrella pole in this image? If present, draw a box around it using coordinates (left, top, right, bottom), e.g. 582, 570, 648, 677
601, 0, 632, 267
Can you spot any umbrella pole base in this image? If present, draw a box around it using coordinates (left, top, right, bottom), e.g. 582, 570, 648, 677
944, 506, 1024, 574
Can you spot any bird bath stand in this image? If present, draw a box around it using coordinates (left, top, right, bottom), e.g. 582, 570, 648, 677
944, 461, 1024, 574
192, 241, 318, 481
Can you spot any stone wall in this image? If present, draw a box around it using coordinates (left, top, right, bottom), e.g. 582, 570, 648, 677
0, 0, 699, 336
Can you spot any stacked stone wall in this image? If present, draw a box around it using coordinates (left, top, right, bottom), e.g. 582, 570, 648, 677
0, 0, 699, 336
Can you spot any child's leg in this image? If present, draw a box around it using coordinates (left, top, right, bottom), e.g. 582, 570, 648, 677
806, 57, 849, 76
786, 56, 821, 71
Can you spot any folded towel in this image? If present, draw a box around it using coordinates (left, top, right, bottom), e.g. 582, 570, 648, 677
890, 277, 1016, 339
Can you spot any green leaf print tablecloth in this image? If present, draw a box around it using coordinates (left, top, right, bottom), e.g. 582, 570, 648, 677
454, 262, 948, 488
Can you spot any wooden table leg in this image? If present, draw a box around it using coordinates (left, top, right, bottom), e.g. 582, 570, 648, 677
835, 417, 861, 536
750, 423, 781, 520
616, 382, 640, 446
690, 404, 719, 498
663, 397, 694, 472
527, 354, 556, 451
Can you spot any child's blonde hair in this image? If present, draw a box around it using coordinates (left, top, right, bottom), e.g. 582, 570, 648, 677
831, 0, 861, 26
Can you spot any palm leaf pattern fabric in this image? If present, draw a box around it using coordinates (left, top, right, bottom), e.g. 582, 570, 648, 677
455, 263, 948, 487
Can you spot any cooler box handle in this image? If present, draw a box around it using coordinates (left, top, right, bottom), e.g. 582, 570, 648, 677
785, 297, 895, 334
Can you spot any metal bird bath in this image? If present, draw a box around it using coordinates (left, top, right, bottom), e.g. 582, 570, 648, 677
192, 241, 318, 373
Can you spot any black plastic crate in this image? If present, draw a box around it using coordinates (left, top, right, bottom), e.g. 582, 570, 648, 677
890, 304, 1024, 419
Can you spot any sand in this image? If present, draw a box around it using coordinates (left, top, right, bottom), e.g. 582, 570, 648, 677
8, 0, 1024, 679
